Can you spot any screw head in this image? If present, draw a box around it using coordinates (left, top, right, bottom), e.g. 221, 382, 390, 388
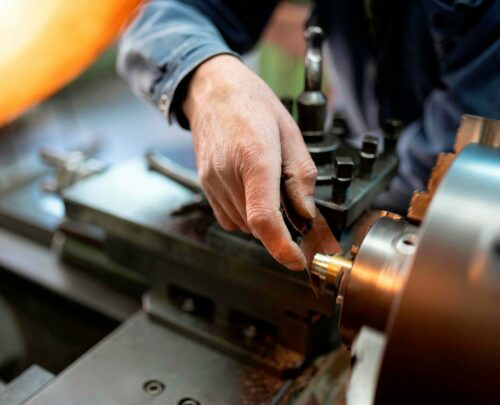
334, 156, 354, 180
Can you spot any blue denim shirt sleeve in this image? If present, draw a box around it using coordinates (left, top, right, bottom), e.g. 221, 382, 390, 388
375, 0, 500, 212
117, 0, 277, 126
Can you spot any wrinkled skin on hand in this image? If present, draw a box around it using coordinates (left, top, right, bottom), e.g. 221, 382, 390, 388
184, 55, 318, 270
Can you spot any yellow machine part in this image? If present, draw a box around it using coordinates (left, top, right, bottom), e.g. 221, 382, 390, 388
0, 0, 144, 126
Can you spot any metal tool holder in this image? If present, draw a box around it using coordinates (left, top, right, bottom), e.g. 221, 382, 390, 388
295, 25, 400, 236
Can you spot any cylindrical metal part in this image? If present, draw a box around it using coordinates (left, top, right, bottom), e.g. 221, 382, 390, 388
306, 132, 340, 166
297, 91, 327, 137
297, 26, 327, 139
312, 254, 353, 286
303, 26, 324, 92
147, 151, 201, 194
359, 134, 379, 179
338, 217, 417, 345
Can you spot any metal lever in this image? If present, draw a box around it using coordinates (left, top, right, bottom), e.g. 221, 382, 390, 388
146, 151, 209, 216
297, 26, 327, 137
304, 26, 324, 92
146, 150, 201, 194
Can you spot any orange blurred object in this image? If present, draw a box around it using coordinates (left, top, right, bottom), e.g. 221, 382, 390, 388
0, 0, 143, 126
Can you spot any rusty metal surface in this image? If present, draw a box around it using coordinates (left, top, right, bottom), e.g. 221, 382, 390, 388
144, 289, 305, 377
292, 349, 350, 405
407, 152, 455, 223
455, 114, 500, 152
25, 312, 289, 405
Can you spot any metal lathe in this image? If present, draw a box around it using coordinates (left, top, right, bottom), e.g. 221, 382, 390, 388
0, 24, 499, 405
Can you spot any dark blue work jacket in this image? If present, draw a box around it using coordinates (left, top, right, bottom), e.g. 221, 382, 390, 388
118, 0, 500, 212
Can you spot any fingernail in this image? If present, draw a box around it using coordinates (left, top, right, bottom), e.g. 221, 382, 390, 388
304, 196, 317, 219
283, 260, 306, 271
283, 250, 307, 271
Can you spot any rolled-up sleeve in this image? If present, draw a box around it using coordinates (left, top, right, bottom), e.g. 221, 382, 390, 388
117, 0, 278, 126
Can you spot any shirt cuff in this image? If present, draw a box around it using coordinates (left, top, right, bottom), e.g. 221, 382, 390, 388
152, 42, 241, 129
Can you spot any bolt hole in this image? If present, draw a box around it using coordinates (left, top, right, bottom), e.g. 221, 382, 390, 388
402, 233, 417, 247
402, 238, 414, 246
179, 399, 200, 405
143, 380, 165, 396
396, 233, 417, 255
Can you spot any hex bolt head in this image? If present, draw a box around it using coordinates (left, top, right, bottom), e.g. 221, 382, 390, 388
332, 156, 354, 204
335, 156, 354, 180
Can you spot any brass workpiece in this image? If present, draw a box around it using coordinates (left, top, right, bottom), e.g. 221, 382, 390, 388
311, 253, 353, 285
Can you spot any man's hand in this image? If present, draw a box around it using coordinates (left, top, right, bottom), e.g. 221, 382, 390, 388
183, 55, 317, 270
